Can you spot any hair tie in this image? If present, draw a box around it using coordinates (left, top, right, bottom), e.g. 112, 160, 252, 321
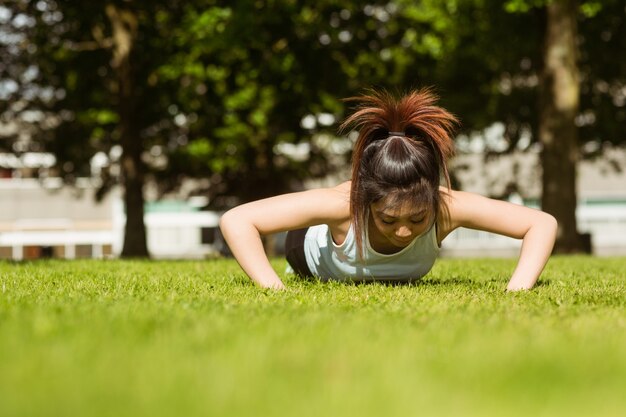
388, 131, 405, 137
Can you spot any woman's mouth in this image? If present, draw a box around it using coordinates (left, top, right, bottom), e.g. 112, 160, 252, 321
392, 237, 413, 246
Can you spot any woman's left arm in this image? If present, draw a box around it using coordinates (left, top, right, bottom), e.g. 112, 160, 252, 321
439, 189, 558, 291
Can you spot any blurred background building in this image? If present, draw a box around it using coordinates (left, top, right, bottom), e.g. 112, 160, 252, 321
0, 152, 223, 259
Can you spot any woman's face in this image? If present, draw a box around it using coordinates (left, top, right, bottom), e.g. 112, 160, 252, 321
370, 199, 433, 248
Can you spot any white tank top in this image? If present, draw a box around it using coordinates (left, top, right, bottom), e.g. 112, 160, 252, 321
303, 221, 439, 282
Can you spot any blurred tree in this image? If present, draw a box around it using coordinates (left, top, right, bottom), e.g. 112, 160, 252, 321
5, 0, 191, 257
7, 0, 454, 254
156, 0, 458, 207
0, 3, 57, 157
538, 0, 585, 252
504, 0, 625, 253
4, 0, 624, 256
431, 0, 625, 253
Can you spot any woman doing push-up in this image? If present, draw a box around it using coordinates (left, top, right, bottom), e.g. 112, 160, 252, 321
219, 88, 557, 291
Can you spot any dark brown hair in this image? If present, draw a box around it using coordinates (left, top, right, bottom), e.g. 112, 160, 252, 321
339, 88, 458, 256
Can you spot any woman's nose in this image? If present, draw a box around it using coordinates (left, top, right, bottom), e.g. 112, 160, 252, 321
395, 226, 412, 238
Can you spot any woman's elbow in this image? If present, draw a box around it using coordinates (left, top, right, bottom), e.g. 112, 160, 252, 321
219, 207, 258, 238
219, 208, 238, 236
541, 212, 558, 239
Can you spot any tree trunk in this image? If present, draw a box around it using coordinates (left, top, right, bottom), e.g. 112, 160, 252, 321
106, 4, 149, 257
539, 0, 588, 253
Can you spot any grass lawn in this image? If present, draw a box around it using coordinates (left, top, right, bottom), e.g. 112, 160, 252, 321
1, 256, 625, 417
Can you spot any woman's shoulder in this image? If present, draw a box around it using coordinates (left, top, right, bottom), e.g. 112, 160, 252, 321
321, 181, 352, 241
269, 181, 350, 225
222, 181, 351, 235
436, 187, 518, 239
313, 181, 351, 222
295, 182, 351, 236
436, 187, 463, 242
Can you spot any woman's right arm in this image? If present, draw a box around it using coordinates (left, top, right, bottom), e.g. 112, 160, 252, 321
219, 184, 350, 289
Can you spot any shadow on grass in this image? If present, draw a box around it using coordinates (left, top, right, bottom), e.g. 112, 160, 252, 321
289, 274, 514, 289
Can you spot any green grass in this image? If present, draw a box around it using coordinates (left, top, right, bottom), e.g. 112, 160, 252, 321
1, 256, 625, 417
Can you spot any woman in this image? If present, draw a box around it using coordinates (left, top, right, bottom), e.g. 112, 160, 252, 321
219, 88, 557, 291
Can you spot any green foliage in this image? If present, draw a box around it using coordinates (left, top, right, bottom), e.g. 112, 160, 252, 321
505, 0, 603, 17
5, 0, 626, 204
1, 257, 625, 417
579, 1, 603, 18
153, 0, 493, 203
80, 109, 119, 125
504, 0, 547, 13
496, 0, 626, 150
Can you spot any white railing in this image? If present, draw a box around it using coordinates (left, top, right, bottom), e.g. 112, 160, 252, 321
0, 210, 221, 260
578, 204, 626, 255
0, 229, 115, 259
144, 211, 221, 259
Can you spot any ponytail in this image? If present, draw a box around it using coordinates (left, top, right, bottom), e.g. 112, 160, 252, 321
339, 88, 458, 257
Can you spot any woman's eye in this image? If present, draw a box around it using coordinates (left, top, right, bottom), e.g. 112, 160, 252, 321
411, 218, 426, 224
381, 219, 395, 225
